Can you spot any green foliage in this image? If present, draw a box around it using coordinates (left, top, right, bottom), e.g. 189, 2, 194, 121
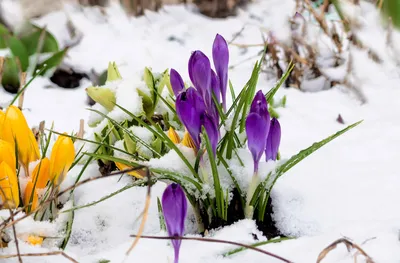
381, 0, 400, 29
0, 22, 64, 89
82, 56, 361, 234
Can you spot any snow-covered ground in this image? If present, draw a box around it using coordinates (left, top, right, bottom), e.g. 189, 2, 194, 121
1, 0, 400, 262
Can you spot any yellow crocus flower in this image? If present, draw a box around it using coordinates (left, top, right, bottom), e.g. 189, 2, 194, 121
167, 127, 181, 144
181, 131, 197, 149
31, 158, 50, 189
0, 140, 16, 170
49, 134, 75, 185
1, 106, 40, 169
23, 181, 38, 211
115, 162, 144, 179
27, 235, 43, 246
0, 161, 19, 208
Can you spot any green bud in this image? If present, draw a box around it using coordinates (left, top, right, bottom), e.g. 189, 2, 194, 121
137, 89, 154, 118
86, 86, 116, 112
123, 132, 136, 155
107, 62, 122, 82
151, 138, 163, 155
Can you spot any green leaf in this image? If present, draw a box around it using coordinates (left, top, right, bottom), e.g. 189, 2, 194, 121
203, 127, 224, 220
223, 237, 293, 257
265, 62, 294, 104
35, 48, 68, 76
157, 197, 166, 231
151, 137, 163, 154
0, 24, 10, 49
257, 120, 363, 221
20, 25, 59, 55
1, 57, 20, 89
6, 35, 30, 71
60, 197, 75, 249
62, 180, 147, 213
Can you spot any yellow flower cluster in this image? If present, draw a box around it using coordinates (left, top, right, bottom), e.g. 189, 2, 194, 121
0, 106, 75, 211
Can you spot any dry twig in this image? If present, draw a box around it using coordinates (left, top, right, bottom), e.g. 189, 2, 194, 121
131, 235, 294, 263
317, 238, 375, 263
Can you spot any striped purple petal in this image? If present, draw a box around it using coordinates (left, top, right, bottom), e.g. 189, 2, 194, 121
212, 34, 229, 111
265, 118, 281, 161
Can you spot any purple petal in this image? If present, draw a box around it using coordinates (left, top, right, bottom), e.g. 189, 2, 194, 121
162, 183, 187, 263
265, 118, 281, 161
246, 113, 270, 172
211, 69, 220, 104
212, 34, 229, 111
170, 68, 185, 97
175, 87, 206, 149
201, 113, 218, 155
250, 90, 268, 117
188, 51, 212, 106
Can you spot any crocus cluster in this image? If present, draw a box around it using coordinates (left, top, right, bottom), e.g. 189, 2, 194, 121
0, 106, 75, 212
162, 183, 187, 263
170, 34, 229, 154
246, 90, 281, 173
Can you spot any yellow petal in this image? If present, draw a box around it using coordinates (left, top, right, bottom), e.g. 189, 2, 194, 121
23, 181, 38, 211
0, 161, 19, 208
115, 162, 144, 179
167, 127, 181, 144
0, 140, 16, 170
1, 106, 40, 168
32, 158, 50, 189
49, 134, 75, 186
181, 131, 197, 149
27, 235, 43, 246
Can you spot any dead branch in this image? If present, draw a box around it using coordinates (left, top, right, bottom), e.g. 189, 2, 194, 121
316, 238, 375, 263
0, 251, 79, 263
131, 234, 294, 263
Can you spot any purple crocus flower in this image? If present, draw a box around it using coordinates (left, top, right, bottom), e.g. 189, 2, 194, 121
175, 87, 206, 149
250, 90, 269, 121
212, 34, 229, 111
170, 68, 185, 97
246, 90, 271, 172
201, 112, 218, 155
265, 118, 281, 161
188, 51, 212, 107
162, 183, 188, 263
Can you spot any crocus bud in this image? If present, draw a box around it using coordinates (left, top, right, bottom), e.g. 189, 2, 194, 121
167, 127, 181, 144
188, 51, 212, 107
107, 61, 122, 82
0, 140, 16, 170
175, 88, 206, 149
170, 69, 185, 97
265, 118, 281, 161
49, 134, 75, 186
1, 106, 40, 169
31, 158, 50, 189
162, 183, 187, 263
212, 34, 229, 111
86, 86, 116, 112
246, 90, 271, 173
115, 162, 145, 178
250, 90, 269, 119
0, 161, 19, 208
23, 181, 38, 211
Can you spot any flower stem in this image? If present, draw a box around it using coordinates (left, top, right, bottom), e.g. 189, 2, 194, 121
245, 172, 260, 219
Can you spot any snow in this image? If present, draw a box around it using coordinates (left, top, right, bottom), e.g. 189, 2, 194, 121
1, 0, 400, 262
